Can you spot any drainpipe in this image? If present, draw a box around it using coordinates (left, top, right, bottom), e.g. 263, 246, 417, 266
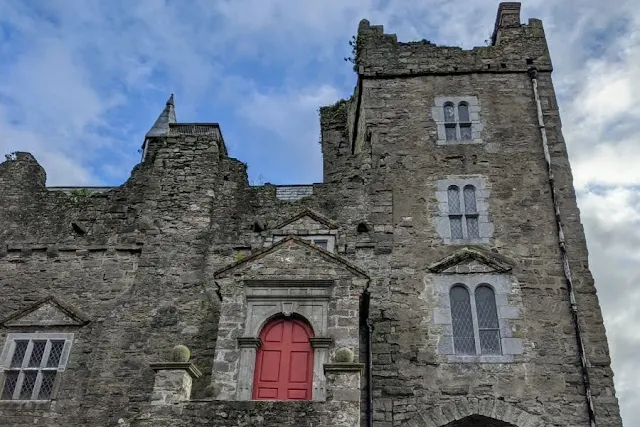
528, 67, 597, 427
363, 289, 374, 427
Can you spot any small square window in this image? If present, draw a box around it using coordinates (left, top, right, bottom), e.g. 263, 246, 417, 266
313, 239, 328, 250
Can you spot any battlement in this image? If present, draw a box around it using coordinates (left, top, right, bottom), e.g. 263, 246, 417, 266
355, 2, 551, 77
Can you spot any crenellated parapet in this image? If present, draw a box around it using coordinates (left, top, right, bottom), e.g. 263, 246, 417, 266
355, 2, 551, 78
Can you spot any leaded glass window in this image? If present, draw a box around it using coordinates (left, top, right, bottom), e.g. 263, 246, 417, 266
447, 186, 463, 239
475, 286, 502, 355
442, 101, 474, 141
444, 102, 457, 141
450, 286, 476, 355
448, 284, 503, 356
0, 335, 72, 401
447, 184, 480, 240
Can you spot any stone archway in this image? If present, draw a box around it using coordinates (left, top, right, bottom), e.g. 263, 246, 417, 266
399, 398, 552, 427
444, 415, 515, 426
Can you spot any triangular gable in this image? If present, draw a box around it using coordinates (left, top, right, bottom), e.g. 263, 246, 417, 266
271, 208, 338, 231
1, 297, 90, 328
428, 248, 512, 274
214, 235, 368, 279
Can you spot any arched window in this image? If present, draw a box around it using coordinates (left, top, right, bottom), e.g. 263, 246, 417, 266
252, 316, 314, 400
442, 101, 473, 141
458, 102, 472, 140
449, 286, 475, 355
447, 186, 463, 239
463, 185, 479, 239
447, 184, 479, 240
443, 102, 457, 141
475, 286, 501, 355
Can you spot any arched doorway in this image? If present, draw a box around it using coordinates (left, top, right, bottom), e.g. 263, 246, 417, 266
444, 415, 516, 427
252, 316, 314, 400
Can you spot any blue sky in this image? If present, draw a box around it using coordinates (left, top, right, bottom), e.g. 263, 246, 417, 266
1, 0, 639, 423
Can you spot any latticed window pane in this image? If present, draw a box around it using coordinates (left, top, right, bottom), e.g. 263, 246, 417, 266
10, 341, 28, 368
460, 124, 472, 140
47, 341, 65, 368
447, 186, 461, 213
458, 103, 470, 122
466, 217, 479, 239
444, 104, 455, 122
449, 216, 463, 239
28, 341, 46, 367
38, 371, 57, 400
445, 124, 457, 141
479, 330, 502, 355
475, 286, 501, 355
19, 371, 37, 400
450, 286, 476, 355
476, 286, 499, 329
463, 185, 477, 213
1, 371, 19, 400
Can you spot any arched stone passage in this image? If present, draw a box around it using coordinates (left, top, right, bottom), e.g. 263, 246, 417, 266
400, 398, 552, 427
444, 415, 515, 427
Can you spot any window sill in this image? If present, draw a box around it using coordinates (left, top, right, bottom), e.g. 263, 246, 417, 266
0, 399, 52, 410
445, 354, 515, 364
436, 138, 483, 146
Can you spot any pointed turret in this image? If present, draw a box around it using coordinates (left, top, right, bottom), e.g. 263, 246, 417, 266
145, 94, 176, 138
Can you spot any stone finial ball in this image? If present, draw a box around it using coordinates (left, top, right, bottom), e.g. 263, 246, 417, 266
171, 345, 191, 362
334, 347, 355, 363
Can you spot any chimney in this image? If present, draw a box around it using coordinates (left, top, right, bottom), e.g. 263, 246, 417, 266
492, 2, 522, 45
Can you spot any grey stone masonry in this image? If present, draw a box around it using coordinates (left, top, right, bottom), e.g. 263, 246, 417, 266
275, 185, 315, 201
0, 3, 622, 427
149, 363, 202, 406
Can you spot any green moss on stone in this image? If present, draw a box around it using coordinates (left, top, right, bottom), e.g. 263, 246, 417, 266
171, 344, 191, 362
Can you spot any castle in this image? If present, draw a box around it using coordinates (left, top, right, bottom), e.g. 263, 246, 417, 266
0, 3, 623, 426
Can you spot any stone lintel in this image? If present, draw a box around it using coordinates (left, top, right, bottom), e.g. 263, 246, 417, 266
149, 362, 203, 379
244, 279, 334, 287
237, 337, 262, 349
323, 363, 365, 374
310, 337, 333, 349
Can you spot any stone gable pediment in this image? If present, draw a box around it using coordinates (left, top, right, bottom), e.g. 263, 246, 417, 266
272, 209, 338, 232
1, 296, 90, 328
214, 236, 368, 279
428, 248, 512, 274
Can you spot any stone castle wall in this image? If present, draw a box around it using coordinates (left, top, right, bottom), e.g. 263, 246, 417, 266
0, 3, 622, 427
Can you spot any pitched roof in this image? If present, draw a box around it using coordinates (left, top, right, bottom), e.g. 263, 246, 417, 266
145, 94, 176, 138
271, 208, 338, 230
214, 235, 369, 279
427, 247, 512, 274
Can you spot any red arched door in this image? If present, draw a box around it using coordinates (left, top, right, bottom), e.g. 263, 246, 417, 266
252, 317, 314, 400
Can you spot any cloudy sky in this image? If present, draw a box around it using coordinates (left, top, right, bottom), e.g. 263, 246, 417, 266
0, 0, 637, 423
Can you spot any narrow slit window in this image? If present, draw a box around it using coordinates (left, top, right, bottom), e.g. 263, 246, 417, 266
447, 186, 463, 239
444, 103, 457, 141
458, 103, 470, 122
475, 286, 502, 355
450, 286, 476, 355
463, 185, 479, 239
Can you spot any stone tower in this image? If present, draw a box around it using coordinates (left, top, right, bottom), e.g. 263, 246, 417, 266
0, 3, 622, 427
